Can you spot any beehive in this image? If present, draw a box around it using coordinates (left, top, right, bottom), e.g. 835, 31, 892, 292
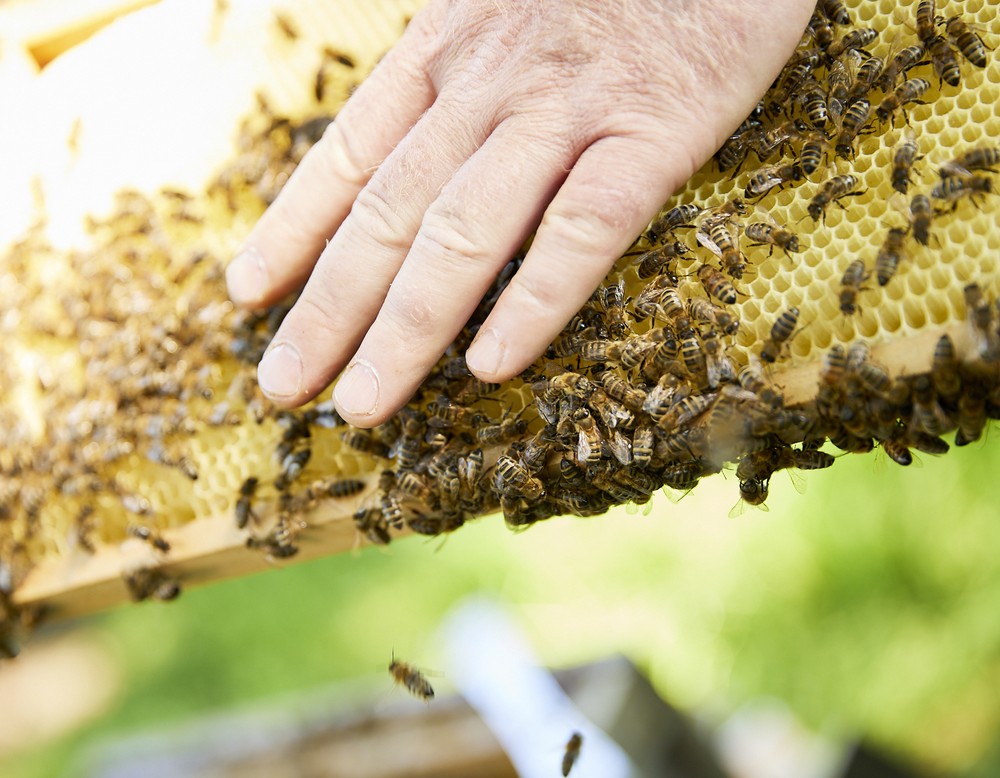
1, 0, 998, 651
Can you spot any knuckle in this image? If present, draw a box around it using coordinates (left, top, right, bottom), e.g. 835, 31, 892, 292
316, 120, 370, 188
380, 289, 442, 342
419, 205, 492, 269
540, 202, 624, 251
294, 287, 350, 338
505, 270, 563, 319
350, 184, 413, 252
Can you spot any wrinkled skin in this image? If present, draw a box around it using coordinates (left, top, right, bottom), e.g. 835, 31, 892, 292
227, 0, 815, 427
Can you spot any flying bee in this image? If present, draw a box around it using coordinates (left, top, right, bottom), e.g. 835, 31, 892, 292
633, 240, 688, 279
944, 16, 989, 68
562, 732, 583, 777
697, 264, 738, 305
833, 98, 871, 157
697, 220, 745, 279
876, 226, 909, 286
647, 203, 702, 240
930, 174, 993, 209
127, 523, 170, 553
909, 194, 933, 245
892, 127, 921, 195
915, 0, 937, 42
876, 78, 930, 123
235, 477, 259, 529
688, 297, 740, 335
877, 42, 926, 91
743, 163, 803, 200
389, 655, 435, 701
826, 28, 878, 59
493, 455, 544, 499
839, 259, 870, 315
940, 146, 1000, 178
927, 34, 961, 87
808, 174, 864, 222
760, 307, 800, 363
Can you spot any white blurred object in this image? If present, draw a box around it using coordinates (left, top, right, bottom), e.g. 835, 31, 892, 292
442, 597, 641, 778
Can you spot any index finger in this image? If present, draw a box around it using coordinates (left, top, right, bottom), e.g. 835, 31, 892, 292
226, 16, 439, 309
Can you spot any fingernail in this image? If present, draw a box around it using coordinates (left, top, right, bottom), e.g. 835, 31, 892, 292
257, 343, 303, 399
226, 246, 267, 306
466, 328, 506, 378
335, 360, 380, 417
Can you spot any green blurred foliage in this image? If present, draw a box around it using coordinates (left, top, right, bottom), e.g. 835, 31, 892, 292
6, 435, 1000, 777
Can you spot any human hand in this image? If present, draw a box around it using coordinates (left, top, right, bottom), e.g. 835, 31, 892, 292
227, 0, 815, 427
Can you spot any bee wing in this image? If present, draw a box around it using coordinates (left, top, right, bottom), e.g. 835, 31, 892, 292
608, 430, 632, 466
576, 431, 594, 464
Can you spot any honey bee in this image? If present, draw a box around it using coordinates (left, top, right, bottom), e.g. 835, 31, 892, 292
915, 1, 938, 42
808, 174, 864, 222
876, 78, 930, 123
849, 54, 885, 101
876, 42, 927, 92
931, 334, 962, 401
275, 448, 311, 491
698, 220, 745, 279
631, 424, 655, 468
798, 132, 831, 176
834, 98, 871, 157
388, 655, 435, 701
940, 146, 1000, 178
930, 174, 993, 209
716, 118, 764, 172
127, 523, 170, 553
647, 203, 702, 241
744, 163, 803, 200
881, 438, 913, 466
927, 34, 961, 87
826, 28, 878, 59
892, 127, 921, 195
697, 264, 738, 305
944, 16, 988, 68
477, 418, 527, 446
322, 46, 356, 69
955, 382, 987, 446
123, 567, 181, 602
633, 276, 683, 322
656, 392, 718, 431
340, 429, 391, 458
702, 330, 736, 388
569, 408, 603, 465
819, 0, 849, 25
677, 321, 706, 379
354, 506, 391, 545
600, 280, 629, 340
911, 374, 953, 435
247, 516, 304, 559
236, 477, 257, 529
737, 361, 784, 408
964, 283, 999, 361
744, 217, 800, 256
909, 194, 933, 246
839, 259, 870, 315
826, 49, 861, 124
273, 12, 300, 40
493, 455, 544, 499
633, 240, 688, 279
600, 371, 647, 412
760, 307, 800, 363
797, 80, 828, 129
688, 298, 740, 335
457, 448, 485, 494
808, 13, 836, 50
562, 732, 583, 777
876, 226, 909, 286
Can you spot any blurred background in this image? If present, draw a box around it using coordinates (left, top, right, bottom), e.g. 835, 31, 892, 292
4, 443, 1000, 776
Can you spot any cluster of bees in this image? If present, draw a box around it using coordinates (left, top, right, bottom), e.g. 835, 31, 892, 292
0, 0, 998, 651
